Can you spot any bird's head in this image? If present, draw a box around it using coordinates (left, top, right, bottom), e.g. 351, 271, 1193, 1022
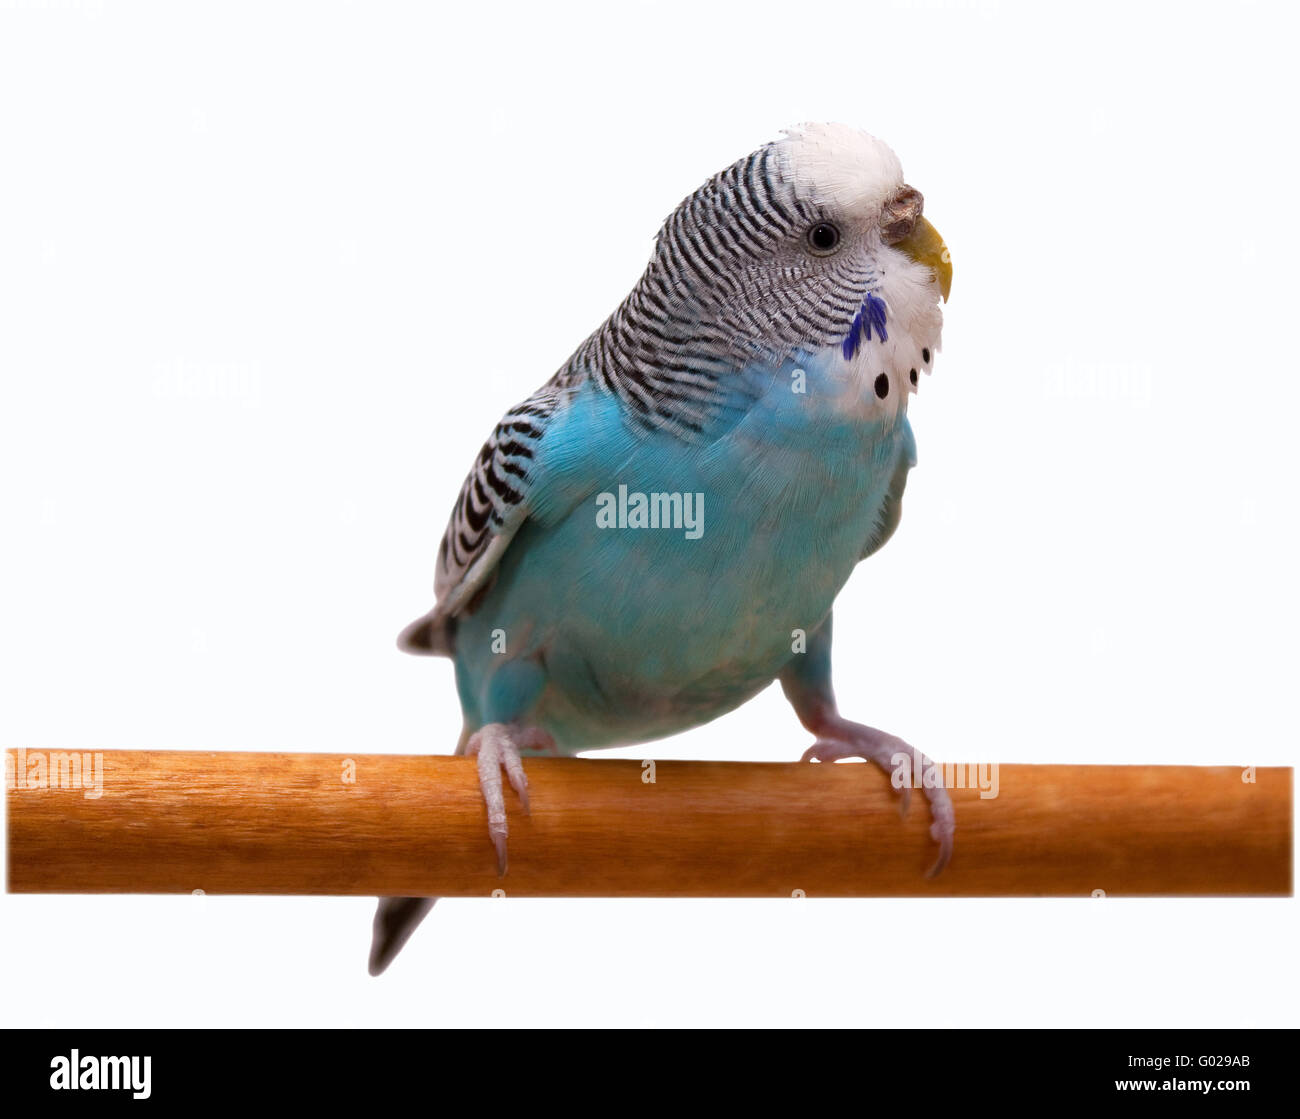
773, 122, 951, 303
636, 122, 951, 414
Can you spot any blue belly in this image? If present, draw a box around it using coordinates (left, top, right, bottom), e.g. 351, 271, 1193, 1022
452, 354, 912, 751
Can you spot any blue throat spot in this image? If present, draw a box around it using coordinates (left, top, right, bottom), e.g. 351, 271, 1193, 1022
840, 292, 889, 360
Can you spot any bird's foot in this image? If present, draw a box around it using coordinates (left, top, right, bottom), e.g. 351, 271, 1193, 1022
801, 718, 955, 876
464, 723, 553, 875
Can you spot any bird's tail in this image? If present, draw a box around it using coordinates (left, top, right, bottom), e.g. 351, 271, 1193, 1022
368, 896, 438, 976
396, 608, 455, 656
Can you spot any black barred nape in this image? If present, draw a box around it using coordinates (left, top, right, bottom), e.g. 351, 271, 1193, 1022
554, 138, 879, 438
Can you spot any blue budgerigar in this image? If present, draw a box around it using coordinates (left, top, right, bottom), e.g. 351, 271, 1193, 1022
372, 123, 955, 973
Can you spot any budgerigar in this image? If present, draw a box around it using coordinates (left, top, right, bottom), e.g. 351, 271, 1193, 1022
371, 123, 955, 974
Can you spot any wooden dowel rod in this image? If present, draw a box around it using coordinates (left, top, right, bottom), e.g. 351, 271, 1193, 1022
4, 750, 1291, 897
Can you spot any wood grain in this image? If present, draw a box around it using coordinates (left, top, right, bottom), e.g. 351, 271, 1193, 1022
5, 750, 1292, 896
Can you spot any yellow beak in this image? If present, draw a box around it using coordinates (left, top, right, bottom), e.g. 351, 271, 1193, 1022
894, 216, 952, 302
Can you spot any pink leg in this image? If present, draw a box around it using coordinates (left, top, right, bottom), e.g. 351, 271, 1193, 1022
463, 723, 554, 875
802, 713, 955, 876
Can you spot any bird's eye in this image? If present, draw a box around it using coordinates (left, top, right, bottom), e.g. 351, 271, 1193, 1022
807, 222, 841, 255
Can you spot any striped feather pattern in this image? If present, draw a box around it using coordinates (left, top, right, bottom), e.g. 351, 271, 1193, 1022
431, 134, 896, 612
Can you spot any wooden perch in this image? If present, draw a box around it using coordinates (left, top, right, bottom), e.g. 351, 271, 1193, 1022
5, 750, 1291, 897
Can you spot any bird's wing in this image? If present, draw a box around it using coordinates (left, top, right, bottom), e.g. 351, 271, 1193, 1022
398, 374, 638, 654
398, 383, 560, 653
434, 386, 561, 612
399, 351, 774, 655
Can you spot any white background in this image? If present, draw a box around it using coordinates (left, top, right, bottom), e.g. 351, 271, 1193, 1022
2, 0, 1296, 1027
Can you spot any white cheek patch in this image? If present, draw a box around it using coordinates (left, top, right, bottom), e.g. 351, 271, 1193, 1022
831, 254, 944, 422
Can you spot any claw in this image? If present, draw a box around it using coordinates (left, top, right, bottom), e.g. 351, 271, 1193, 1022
925, 792, 956, 877
926, 841, 951, 879
464, 723, 550, 876
801, 721, 954, 875
803, 734, 913, 817
501, 746, 531, 817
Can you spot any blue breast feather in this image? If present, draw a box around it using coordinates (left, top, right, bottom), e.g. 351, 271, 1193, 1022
452, 351, 916, 752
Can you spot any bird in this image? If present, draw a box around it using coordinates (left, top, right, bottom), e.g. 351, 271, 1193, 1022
370, 122, 955, 975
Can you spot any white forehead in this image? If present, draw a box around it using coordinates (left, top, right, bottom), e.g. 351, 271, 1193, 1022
774, 122, 904, 215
